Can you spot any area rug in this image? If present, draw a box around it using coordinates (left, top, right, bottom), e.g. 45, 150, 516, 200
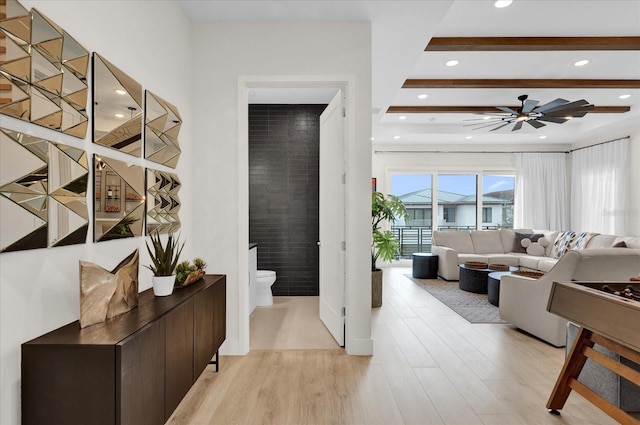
405, 274, 506, 324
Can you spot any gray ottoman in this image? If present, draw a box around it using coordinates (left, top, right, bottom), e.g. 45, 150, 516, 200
566, 322, 640, 412
412, 253, 438, 279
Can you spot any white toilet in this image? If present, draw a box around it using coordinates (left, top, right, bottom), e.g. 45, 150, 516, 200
256, 270, 276, 306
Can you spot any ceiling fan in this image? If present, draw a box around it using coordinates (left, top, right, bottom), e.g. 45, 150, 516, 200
465, 94, 595, 131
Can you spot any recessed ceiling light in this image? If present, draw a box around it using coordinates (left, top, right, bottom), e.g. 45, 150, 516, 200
446, 60, 459, 67
483, 116, 491, 120
114, 113, 125, 118
417, 94, 428, 99
371, 137, 375, 141
398, 115, 407, 120
393, 136, 400, 140
574, 59, 589, 67
114, 89, 127, 95
494, 0, 513, 8
619, 94, 631, 99
465, 136, 473, 139
539, 135, 547, 139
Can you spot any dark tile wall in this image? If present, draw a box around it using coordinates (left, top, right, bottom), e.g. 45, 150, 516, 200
249, 104, 326, 296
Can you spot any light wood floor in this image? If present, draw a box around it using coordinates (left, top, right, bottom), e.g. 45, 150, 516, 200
250, 296, 341, 350
168, 267, 622, 425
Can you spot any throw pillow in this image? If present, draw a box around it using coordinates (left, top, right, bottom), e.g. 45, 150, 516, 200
513, 232, 543, 253
521, 236, 549, 256
613, 241, 628, 248
570, 232, 599, 250
79, 249, 139, 328
551, 231, 576, 259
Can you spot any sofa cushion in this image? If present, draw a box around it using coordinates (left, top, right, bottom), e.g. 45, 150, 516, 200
538, 259, 558, 272
499, 228, 532, 253
485, 254, 521, 267
458, 253, 491, 263
433, 230, 474, 253
614, 236, 640, 249
586, 234, 618, 249
551, 231, 576, 259
519, 255, 545, 270
470, 230, 504, 254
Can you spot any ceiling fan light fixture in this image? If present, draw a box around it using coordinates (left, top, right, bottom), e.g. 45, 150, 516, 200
574, 59, 589, 67
494, 0, 513, 8
446, 59, 459, 67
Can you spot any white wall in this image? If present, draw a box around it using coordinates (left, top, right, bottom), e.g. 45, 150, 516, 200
190, 22, 372, 356
0, 2, 193, 424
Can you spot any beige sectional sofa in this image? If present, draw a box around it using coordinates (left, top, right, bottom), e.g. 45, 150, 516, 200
431, 229, 640, 347
432, 228, 640, 280
500, 248, 640, 347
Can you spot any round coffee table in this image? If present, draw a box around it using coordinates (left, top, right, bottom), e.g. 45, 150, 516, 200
459, 265, 517, 294
487, 271, 512, 306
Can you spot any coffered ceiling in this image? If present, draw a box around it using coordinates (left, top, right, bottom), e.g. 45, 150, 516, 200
178, 0, 640, 147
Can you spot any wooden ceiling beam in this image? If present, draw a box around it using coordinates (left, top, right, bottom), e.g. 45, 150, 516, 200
425, 36, 640, 51
403, 79, 640, 89
387, 106, 630, 114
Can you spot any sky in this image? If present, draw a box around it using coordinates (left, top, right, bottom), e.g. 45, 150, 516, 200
391, 174, 515, 196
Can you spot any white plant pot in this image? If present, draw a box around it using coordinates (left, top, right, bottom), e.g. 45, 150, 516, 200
152, 275, 175, 296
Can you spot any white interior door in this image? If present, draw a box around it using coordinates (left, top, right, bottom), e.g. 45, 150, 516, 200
319, 89, 346, 346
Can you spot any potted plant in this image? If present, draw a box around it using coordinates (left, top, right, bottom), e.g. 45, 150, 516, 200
371, 191, 407, 307
144, 231, 184, 296
175, 257, 207, 288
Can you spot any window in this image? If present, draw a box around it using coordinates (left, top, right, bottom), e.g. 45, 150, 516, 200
482, 207, 492, 223
443, 207, 456, 222
438, 174, 475, 229
483, 174, 515, 229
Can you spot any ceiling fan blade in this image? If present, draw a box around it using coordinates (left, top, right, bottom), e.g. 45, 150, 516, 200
511, 121, 524, 131
496, 106, 518, 115
489, 121, 513, 132
537, 116, 568, 124
526, 119, 546, 129
521, 99, 539, 114
533, 98, 569, 114
539, 99, 591, 115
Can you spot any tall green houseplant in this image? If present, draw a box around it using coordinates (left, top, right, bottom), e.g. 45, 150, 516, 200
371, 191, 407, 307
372, 191, 407, 271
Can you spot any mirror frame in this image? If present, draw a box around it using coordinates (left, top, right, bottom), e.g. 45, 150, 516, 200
92, 52, 143, 156
0, 6, 89, 138
1, 127, 89, 252
146, 168, 181, 235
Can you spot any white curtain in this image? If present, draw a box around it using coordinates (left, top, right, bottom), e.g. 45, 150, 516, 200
514, 152, 568, 230
571, 138, 629, 234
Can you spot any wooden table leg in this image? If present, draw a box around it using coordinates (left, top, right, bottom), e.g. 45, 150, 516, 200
546, 327, 594, 412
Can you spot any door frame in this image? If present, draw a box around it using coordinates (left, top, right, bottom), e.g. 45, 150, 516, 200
237, 76, 354, 354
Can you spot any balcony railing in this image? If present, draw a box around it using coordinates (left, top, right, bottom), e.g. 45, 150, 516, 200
390, 225, 503, 259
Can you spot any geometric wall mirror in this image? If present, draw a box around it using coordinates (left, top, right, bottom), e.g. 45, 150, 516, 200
146, 168, 181, 235
144, 90, 181, 168
1, 127, 89, 252
94, 155, 144, 242
92, 53, 143, 156
0, 4, 89, 138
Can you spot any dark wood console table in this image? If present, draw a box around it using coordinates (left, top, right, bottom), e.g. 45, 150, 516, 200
22, 274, 226, 425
